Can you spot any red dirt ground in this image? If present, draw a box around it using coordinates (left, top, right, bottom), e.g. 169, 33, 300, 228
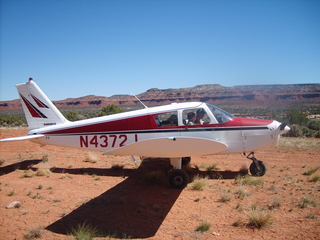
0, 128, 319, 240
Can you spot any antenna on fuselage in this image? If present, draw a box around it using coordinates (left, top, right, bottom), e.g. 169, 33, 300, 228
131, 92, 148, 109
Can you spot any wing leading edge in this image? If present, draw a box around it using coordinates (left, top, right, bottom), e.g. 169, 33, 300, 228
0, 134, 45, 142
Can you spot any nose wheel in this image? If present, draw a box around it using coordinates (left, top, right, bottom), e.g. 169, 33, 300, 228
247, 152, 267, 176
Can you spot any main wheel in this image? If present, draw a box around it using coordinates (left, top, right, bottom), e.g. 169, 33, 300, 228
249, 161, 266, 176
169, 169, 189, 189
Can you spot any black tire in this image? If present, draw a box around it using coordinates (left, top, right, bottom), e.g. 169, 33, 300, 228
169, 169, 189, 189
249, 161, 267, 176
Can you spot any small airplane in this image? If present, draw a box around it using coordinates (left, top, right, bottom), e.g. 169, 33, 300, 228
0, 78, 290, 188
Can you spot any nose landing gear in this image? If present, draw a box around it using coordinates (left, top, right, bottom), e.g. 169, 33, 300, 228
246, 152, 267, 176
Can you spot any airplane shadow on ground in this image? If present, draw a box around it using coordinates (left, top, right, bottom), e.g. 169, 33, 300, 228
45, 159, 247, 238
0, 159, 42, 175
1, 158, 246, 238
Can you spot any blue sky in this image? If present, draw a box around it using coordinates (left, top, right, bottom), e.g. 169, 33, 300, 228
1, 0, 319, 101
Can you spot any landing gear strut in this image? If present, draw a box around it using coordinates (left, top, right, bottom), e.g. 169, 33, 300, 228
168, 158, 189, 189
246, 152, 267, 176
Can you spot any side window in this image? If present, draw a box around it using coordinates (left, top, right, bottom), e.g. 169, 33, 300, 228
182, 108, 211, 125
154, 111, 178, 127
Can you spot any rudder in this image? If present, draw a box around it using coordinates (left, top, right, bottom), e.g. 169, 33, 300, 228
17, 78, 69, 130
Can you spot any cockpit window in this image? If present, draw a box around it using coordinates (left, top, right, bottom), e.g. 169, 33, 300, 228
206, 103, 234, 123
154, 111, 178, 127
182, 108, 211, 125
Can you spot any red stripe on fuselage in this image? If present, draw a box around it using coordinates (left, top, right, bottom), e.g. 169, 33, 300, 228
42, 115, 158, 134
41, 115, 272, 135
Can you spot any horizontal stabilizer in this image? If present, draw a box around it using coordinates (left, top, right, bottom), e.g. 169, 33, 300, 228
0, 134, 44, 142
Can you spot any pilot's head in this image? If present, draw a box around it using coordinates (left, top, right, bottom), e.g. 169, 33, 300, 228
196, 109, 206, 118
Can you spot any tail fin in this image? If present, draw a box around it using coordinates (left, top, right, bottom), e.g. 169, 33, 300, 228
17, 78, 69, 130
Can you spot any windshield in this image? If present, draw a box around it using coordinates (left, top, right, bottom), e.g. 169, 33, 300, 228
205, 103, 234, 123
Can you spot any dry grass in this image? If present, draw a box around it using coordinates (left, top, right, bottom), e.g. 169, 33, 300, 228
191, 175, 207, 191
277, 137, 320, 151
235, 184, 250, 199
84, 152, 98, 163
235, 175, 264, 186
195, 221, 211, 232
246, 209, 273, 229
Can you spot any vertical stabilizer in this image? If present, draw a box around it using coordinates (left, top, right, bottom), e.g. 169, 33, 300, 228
17, 78, 69, 130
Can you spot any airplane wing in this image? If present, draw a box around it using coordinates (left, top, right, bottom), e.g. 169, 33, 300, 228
106, 137, 228, 158
0, 134, 45, 142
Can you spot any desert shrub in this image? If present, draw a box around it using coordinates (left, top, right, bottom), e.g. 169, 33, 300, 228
24, 227, 42, 239
100, 104, 124, 116
195, 221, 211, 232
69, 222, 98, 240
219, 194, 232, 203
64, 111, 79, 121
246, 209, 273, 228
235, 185, 250, 199
206, 163, 220, 171
269, 198, 281, 209
299, 196, 317, 208
310, 175, 320, 182
84, 152, 98, 163
235, 175, 264, 186
191, 175, 207, 191
0, 158, 5, 166
303, 167, 319, 176
285, 124, 303, 137
111, 164, 124, 171
307, 120, 320, 131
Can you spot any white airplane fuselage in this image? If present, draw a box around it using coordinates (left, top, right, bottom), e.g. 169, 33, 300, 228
27, 102, 286, 158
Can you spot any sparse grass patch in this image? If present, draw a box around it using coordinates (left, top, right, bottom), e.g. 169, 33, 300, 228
277, 137, 320, 151
206, 163, 220, 171
235, 185, 250, 199
144, 170, 164, 185
305, 214, 317, 219
219, 194, 232, 203
8, 190, 15, 196
269, 198, 281, 210
36, 168, 52, 177
195, 221, 211, 232
303, 167, 319, 176
191, 175, 207, 191
232, 218, 244, 227
69, 222, 98, 240
24, 227, 42, 239
310, 175, 320, 182
235, 175, 264, 186
41, 154, 49, 162
246, 209, 273, 229
21, 169, 35, 178
299, 196, 317, 208
111, 164, 124, 171
84, 152, 98, 163
0, 158, 5, 166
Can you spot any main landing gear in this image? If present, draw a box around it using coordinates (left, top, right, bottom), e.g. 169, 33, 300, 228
167, 157, 190, 189
246, 152, 267, 176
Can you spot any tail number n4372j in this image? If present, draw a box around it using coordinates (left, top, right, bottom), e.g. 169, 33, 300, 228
80, 134, 138, 148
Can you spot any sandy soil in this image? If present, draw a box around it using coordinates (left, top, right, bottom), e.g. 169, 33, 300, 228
0, 128, 319, 240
